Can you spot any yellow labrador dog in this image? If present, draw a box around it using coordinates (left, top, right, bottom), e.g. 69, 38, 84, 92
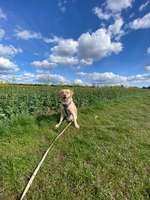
55, 89, 80, 129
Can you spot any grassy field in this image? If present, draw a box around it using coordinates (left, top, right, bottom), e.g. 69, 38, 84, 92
0, 85, 150, 200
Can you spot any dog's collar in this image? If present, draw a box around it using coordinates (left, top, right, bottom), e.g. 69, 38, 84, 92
63, 100, 72, 108
63, 100, 72, 116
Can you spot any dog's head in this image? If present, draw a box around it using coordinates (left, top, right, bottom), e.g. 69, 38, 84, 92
59, 89, 74, 101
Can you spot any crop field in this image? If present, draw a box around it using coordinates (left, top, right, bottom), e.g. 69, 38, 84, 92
0, 84, 150, 200
0, 84, 146, 118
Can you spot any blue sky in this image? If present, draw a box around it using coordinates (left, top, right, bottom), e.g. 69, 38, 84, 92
0, 0, 150, 86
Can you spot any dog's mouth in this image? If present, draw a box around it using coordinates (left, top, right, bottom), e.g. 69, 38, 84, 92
63, 96, 67, 100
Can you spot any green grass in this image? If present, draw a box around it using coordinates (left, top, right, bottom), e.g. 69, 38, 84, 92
0, 89, 150, 200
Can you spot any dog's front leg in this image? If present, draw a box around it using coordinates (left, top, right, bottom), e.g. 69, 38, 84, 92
72, 113, 80, 129
55, 108, 64, 128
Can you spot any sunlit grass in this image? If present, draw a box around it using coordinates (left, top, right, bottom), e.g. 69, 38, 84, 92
0, 86, 150, 199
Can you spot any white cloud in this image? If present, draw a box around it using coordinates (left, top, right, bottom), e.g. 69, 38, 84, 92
139, 1, 149, 12
74, 79, 84, 85
14, 28, 61, 44
108, 17, 124, 40
35, 73, 66, 84
31, 59, 56, 69
106, 0, 133, 13
130, 12, 150, 29
0, 29, 5, 40
30, 17, 125, 69
42, 36, 62, 44
12, 73, 35, 83
15, 29, 42, 40
51, 39, 78, 57
93, 7, 112, 20
49, 54, 79, 65
77, 71, 127, 85
0, 72, 35, 83
33, 27, 123, 68
0, 8, 7, 20
31, 38, 79, 67
1, 68, 150, 86
77, 71, 150, 86
0, 44, 23, 57
127, 74, 150, 83
144, 65, 150, 71
0, 71, 69, 85
47, 38, 79, 65
93, 0, 134, 21
147, 47, 150, 54
21, 72, 35, 79
0, 57, 19, 72
78, 28, 122, 63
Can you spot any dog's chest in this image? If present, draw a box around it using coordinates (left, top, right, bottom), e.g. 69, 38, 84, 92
63, 104, 71, 116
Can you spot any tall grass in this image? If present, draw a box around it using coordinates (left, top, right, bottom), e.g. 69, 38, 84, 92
0, 84, 146, 118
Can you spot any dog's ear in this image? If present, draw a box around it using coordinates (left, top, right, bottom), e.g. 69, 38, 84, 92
70, 90, 74, 97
